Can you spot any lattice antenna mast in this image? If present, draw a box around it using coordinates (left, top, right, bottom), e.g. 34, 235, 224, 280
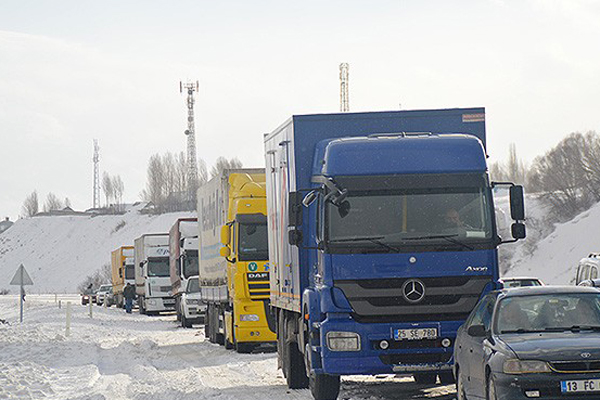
93, 139, 100, 208
339, 63, 350, 112
179, 80, 200, 204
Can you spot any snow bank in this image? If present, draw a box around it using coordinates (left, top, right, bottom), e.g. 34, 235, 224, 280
0, 205, 194, 293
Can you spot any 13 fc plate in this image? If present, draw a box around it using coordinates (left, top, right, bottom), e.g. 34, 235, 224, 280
394, 328, 438, 341
561, 379, 600, 393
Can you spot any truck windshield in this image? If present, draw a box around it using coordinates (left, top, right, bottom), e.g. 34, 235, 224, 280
327, 186, 493, 251
183, 250, 199, 278
186, 278, 200, 293
125, 264, 135, 280
238, 223, 269, 261
148, 258, 170, 277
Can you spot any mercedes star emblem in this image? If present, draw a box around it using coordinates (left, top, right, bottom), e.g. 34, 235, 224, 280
402, 279, 425, 303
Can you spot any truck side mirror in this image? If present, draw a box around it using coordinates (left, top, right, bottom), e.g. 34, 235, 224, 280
219, 246, 231, 258
509, 185, 525, 221
511, 222, 526, 239
289, 229, 303, 246
220, 225, 230, 246
289, 192, 303, 227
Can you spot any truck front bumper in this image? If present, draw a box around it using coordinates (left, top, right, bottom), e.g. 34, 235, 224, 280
315, 317, 460, 376
145, 297, 175, 312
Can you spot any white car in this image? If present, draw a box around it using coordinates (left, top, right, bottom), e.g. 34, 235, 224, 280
96, 284, 114, 306
180, 277, 205, 328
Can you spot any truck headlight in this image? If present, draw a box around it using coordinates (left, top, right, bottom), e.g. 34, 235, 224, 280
503, 359, 550, 374
239, 314, 260, 322
326, 331, 361, 351
148, 299, 157, 305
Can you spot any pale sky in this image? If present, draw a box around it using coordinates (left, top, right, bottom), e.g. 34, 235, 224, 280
1, 0, 600, 220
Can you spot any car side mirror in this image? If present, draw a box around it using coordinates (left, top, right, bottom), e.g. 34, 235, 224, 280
511, 222, 526, 239
467, 324, 487, 337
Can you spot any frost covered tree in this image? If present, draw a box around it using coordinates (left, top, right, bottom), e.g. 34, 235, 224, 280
21, 190, 39, 217
43, 193, 63, 212
112, 175, 124, 210
102, 172, 113, 207
210, 157, 243, 178
141, 151, 208, 212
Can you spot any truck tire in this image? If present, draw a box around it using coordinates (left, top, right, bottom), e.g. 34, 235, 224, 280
284, 341, 309, 388
139, 297, 146, 315
215, 306, 225, 345
413, 373, 437, 385
176, 297, 182, 322
236, 342, 253, 353
181, 314, 192, 328
309, 372, 340, 400
224, 318, 234, 349
439, 371, 455, 384
207, 305, 215, 343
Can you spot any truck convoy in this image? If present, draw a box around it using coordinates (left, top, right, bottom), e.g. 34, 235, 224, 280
264, 109, 526, 399
197, 169, 276, 353
134, 233, 174, 315
169, 218, 200, 323
111, 246, 134, 308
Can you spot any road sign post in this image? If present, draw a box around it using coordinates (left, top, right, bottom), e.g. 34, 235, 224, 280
9, 264, 34, 323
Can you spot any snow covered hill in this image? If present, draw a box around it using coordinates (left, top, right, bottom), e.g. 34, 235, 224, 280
506, 200, 600, 284
0, 205, 194, 293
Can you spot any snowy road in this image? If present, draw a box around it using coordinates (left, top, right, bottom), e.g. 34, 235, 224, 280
0, 295, 456, 400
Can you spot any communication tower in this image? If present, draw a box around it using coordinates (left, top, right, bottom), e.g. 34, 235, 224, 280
339, 63, 350, 112
93, 139, 100, 209
179, 80, 200, 204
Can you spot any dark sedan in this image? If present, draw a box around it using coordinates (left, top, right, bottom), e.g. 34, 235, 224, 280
454, 286, 600, 400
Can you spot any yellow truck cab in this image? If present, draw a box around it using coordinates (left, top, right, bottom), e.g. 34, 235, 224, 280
198, 169, 276, 353
111, 246, 134, 308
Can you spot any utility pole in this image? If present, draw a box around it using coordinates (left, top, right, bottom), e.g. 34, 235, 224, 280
93, 139, 100, 209
180, 81, 200, 207
339, 63, 350, 112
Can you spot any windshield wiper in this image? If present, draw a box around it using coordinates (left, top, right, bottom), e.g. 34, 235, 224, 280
402, 234, 474, 250
543, 325, 600, 332
500, 328, 544, 334
330, 236, 399, 252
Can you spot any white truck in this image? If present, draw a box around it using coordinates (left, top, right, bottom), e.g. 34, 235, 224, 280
169, 218, 200, 323
134, 233, 174, 314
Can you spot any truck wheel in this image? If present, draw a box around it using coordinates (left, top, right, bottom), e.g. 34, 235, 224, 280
309, 372, 340, 400
139, 297, 146, 315
224, 318, 233, 349
176, 298, 182, 322
236, 342, 253, 353
215, 308, 225, 345
207, 305, 215, 343
181, 314, 189, 328
284, 341, 309, 389
413, 373, 437, 385
439, 371, 455, 384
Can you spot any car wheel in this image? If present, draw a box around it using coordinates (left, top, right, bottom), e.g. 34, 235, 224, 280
487, 373, 498, 400
456, 368, 468, 400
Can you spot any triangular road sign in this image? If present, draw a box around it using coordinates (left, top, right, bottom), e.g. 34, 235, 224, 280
10, 264, 34, 286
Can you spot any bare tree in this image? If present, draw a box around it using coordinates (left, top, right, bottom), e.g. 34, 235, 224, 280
21, 190, 39, 217
112, 175, 124, 210
210, 157, 243, 178
43, 193, 64, 212
64, 197, 71, 209
506, 143, 527, 185
102, 172, 114, 207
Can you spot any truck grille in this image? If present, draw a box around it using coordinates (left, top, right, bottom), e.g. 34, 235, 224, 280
550, 361, 600, 373
335, 276, 491, 323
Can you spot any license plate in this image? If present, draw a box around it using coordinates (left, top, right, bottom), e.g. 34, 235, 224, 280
394, 328, 438, 341
561, 379, 600, 393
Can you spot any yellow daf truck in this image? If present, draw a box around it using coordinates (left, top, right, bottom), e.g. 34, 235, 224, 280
111, 246, 134, 308
197, 169, 276, 353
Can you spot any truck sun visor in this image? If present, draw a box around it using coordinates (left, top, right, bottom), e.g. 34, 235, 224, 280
235, 213, 267, 224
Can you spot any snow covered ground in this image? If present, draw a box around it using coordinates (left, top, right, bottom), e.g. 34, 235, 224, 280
0, 205, 193, 293
0, 295, 456, 400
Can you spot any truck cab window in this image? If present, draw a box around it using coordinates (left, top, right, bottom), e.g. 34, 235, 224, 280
238, 223, 269, 261
147, 258, 170, 277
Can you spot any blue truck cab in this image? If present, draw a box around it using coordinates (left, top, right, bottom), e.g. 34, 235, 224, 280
264, 108, 525, 400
